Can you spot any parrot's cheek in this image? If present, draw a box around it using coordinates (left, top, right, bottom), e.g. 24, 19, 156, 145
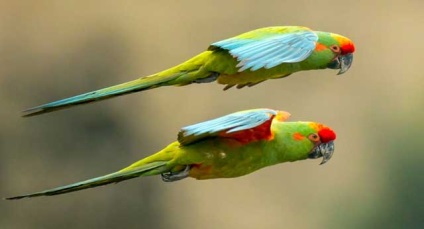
327, 58, 341, 70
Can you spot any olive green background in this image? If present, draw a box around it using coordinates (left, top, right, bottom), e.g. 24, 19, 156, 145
1, 1, 423, 228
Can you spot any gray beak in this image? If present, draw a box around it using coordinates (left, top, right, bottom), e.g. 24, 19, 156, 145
308, 141, 335, 165
337, 53, 353, 75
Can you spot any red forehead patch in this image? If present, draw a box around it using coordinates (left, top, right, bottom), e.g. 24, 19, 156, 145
332, 34, 355, 54
341, 42, 355, 55
318, 127, 336, 143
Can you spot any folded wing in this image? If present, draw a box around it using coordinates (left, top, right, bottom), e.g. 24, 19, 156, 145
211, 27, 318, 72
178, 108, 290, 145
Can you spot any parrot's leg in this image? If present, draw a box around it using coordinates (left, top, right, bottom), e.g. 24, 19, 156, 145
271, 73, 292, 79
161, 165, 191, 182
193, 72, 219, 84
223, 84, 235, 90
236, 84, 248, 89
247, 80, 265, 87
226, 80, 264, 90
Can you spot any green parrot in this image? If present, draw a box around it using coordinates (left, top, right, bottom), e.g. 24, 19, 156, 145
7, 108, 336, 199
23, 26, 355, 117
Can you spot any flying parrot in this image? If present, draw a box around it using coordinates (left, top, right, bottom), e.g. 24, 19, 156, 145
7, 108, 336, 199
23, 26, 355, 117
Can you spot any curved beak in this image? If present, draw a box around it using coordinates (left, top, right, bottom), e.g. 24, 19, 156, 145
338, 53, 353, 75
308, 141, 335, 165
327, 53, 354, 75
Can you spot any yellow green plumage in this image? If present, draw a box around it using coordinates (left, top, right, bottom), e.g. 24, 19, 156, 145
7, 109, 336, 199
22, 26, 354, 117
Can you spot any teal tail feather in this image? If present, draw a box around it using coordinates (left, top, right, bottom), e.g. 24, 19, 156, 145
6, 161, 168, 200
23, 51, 214, 117
22, 73, 183, 117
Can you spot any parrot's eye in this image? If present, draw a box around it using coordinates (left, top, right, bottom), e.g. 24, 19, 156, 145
308, 133, 320, 142
330, 45, 341, 53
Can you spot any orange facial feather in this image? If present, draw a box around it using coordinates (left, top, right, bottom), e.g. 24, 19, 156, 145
293, 132, 305, 141
315, 42, 327, 51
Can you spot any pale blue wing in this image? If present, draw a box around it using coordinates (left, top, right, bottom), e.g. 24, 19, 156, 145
212, 31, 318, 72
178, 109, 278, 145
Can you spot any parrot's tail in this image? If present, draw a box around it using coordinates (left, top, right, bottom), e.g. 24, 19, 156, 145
22, 51, 214, 117
5, 161, 169, 200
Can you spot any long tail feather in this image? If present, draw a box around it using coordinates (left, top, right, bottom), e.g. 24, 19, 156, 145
6, 161, 168, 200
22, 73, 183, 117
23, 51, 214, 117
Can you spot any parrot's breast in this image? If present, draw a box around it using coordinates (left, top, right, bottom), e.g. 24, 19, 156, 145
186, 142, 269, 180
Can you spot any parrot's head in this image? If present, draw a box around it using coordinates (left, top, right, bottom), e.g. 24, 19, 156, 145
307, 123, 336, 165
278, 121, 336, 165
316, 32, 355, 75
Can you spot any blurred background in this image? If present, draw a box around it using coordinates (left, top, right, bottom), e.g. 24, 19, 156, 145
1, 0, 423, 228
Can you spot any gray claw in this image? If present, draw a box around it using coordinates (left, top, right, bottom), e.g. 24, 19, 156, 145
161, 165, 191, 182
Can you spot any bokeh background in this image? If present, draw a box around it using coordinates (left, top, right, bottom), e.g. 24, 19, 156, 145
1, 1, 423, 228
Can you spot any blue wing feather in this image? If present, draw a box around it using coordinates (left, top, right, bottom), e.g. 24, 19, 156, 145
178, 109, 278, 145
212, 30, 318, 72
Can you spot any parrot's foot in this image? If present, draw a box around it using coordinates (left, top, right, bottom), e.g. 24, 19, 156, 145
161, 165, 191, 182
193, 72, 219, 84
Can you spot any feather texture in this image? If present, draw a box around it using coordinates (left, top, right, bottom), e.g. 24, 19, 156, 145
212, 29, 318, 71
6, 161, 168, 199
178, 108, 290, 145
